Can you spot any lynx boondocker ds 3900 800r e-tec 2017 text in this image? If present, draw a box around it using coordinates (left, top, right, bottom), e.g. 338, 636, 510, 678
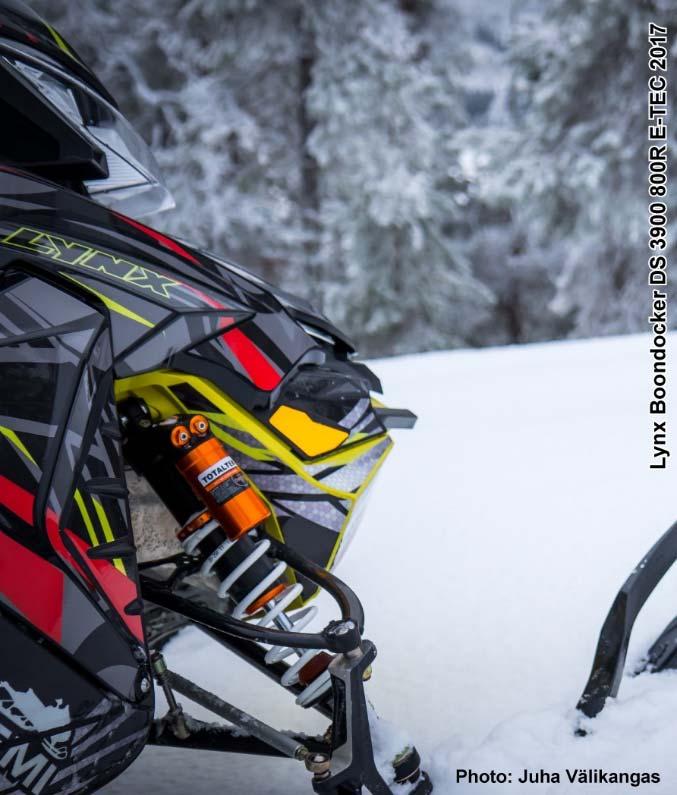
0, 3, 432, 793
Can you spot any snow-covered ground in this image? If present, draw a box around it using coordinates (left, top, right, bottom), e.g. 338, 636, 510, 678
107, 333, 676, 794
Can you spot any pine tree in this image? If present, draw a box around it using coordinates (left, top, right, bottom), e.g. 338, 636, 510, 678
305, 0, 490, 354
434, 0, 570, 346
499, 0, 677, 336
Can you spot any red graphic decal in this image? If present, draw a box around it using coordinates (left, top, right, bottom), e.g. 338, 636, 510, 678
221, 327, 282, 390
0, 478, 64, 643
187, 286, 282, 391
113, 211, 201, 265
0, 477, 142, 642
0, 531, 64, 642
65, 531, 143, 643
45, 508, 93, 587
0, 475, 88, 582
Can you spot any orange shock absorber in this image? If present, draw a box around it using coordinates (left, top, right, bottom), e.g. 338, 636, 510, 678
122, 402, 333, 705
171, 415, 271, 541
167, 414, 334, 706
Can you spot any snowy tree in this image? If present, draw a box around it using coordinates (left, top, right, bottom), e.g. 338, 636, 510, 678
305, 0, 491, 354
439, 0, 571, 346
494, 0, 677, 336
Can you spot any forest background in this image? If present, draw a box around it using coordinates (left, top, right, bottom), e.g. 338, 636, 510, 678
34, 0, 677, 356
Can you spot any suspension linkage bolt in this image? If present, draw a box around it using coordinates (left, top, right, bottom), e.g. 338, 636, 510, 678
330, 620, 356, 636
305, 751, 332, 780
150, 651, 190, 740
324, 619, 361, 653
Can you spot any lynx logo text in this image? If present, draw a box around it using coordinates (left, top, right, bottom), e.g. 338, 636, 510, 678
0, 225, 180, 299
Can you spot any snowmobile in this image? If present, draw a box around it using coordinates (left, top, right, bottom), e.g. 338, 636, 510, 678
576, 518, 677, 727
0, 3, 432, 793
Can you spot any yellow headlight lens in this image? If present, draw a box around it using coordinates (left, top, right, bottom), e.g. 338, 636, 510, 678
269, 405, 349, 457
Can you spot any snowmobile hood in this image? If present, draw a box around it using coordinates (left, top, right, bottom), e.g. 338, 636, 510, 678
0, 167, 390, 458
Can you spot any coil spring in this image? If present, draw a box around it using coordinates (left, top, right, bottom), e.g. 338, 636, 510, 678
181, 516, 331, 706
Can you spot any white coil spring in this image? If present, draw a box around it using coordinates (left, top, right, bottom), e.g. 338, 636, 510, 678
182, 519, 331, 707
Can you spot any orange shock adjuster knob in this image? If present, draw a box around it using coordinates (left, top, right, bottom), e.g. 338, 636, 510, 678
189, 415, 210, 436
171, 424, 191, 448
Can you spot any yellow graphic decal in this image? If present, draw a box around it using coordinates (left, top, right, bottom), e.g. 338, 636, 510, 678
0, 426, 37, 465
92, 497, 126, 574
44, 23, 76, 60
61, 273, 155, 328
1, 227, 180, 299
73, 491, 99, 548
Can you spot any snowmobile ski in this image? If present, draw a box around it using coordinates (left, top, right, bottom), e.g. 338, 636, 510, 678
577, 519, 677, 722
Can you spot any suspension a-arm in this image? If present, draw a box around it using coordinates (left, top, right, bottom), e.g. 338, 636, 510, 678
140, 540, 431, 794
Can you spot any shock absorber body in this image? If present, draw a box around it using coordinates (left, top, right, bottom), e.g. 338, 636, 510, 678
169, 415, 287, 615
172, 416, 269, 541
122, 401, 332, 706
